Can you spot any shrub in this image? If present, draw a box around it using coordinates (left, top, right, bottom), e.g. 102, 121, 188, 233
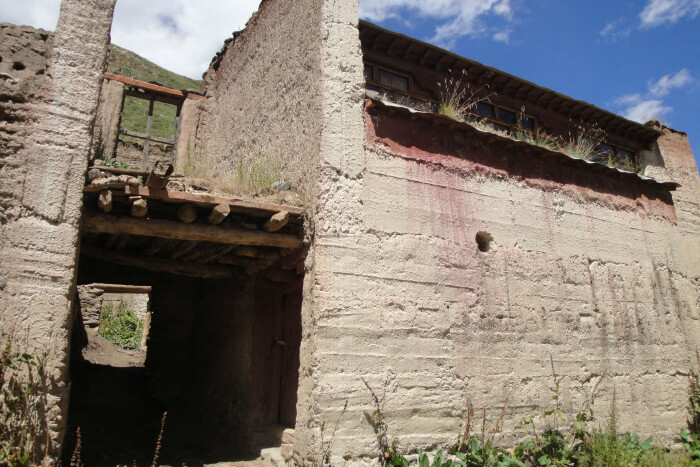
99, 302, 144, 350
0, 334, 45, 466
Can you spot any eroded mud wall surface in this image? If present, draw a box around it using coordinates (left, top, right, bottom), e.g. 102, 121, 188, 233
192, 0, 324, 194
0, 0, 115, 457
300, 97, 699, 462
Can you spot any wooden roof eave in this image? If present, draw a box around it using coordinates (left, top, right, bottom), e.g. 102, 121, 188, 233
359, 20, 661, 144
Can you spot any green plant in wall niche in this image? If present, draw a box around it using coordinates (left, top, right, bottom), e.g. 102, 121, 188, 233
99, 302, 144, 349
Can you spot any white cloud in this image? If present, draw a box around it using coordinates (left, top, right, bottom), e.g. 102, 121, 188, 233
648, 68, 693, 96
0, 0, 61, 30
615, 95, 672, 122
359, 0, 514, 47
614, 69, 693, 123
639, 0, 700, 27
0, 0, 260, 79
599, 20, 632, 42
492, 29, 511, 43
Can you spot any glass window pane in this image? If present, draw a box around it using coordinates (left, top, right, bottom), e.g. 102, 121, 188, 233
498, 108, 516, 124
618, 149, 634, 161
477, 102, 495, 118
520, 115, 536, 131
597, 143, 615, 156
364, 64, 374, 81
377, 69, 409, 92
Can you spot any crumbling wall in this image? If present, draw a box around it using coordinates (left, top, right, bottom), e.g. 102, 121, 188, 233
92, 78, 124, 160
0, 0, 116, 458
192, 0, 324, 198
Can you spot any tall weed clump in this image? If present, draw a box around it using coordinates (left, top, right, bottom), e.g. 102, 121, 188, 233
437, 69, 492, 121
99, 302, 144, 350
0, 334, 46, 466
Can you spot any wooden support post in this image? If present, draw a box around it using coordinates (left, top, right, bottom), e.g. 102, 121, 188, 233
207, 203, 230, 225
263, 210, 290, 232
97, 190, 113, 213
142, 97, 155, 169
177, 203, 197, 223
83, 214, 304, 248
131, 198, 148, 217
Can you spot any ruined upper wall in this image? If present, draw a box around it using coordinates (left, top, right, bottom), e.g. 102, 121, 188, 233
192, 0, 325, 201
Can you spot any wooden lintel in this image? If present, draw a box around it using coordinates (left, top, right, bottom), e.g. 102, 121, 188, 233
83, 214, 304, 249
88, 283, 153, 294
122, 186, 305, 217
81, 245, 238, 280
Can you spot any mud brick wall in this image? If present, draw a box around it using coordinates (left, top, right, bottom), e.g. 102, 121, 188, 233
193, 0, 325, 196
300, 99, 699, 463
0, 0, 116, 459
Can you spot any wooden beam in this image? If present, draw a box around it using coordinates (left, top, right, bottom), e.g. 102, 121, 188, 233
83, 214, 304, 249
199, 244, 237, 264
122, 186, 305, 217
97, 190, 113, 213
88, 283, 152, 294
146, 162, 174, 189
170, 241, 199, 260
263, 210, 290, 232
105, 72, 187, 99
143, 238, 171, 256
131, 198, 148, 217
177, 204, 198, 223
207, 203, 230, 225
121, 129, 175, 147
81, 245, 238, 279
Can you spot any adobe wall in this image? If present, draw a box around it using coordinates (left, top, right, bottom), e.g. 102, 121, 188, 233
0, 0, 115, 459
300, 105, 699, 465
193, 0, 325, 198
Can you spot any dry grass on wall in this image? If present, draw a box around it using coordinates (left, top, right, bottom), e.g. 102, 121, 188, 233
187, 144, 319, 210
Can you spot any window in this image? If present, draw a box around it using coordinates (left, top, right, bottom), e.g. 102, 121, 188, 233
376, 69, 409, 92
364, 64, 374, 81
594, 143, 637, 170
476, 102, 536, 133
476, 102, 495, 118
364, 63, 411, 93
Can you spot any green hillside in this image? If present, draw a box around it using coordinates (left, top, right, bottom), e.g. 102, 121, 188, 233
107, 44, 201, 92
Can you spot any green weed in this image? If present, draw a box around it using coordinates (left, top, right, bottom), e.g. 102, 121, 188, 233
98, 302, 144, 350
0, 334, 45, 466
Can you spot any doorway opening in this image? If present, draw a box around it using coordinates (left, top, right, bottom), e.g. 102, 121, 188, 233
65, 172, 306, 465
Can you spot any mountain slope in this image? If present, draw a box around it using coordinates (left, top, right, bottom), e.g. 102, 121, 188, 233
107, 44, 201, 92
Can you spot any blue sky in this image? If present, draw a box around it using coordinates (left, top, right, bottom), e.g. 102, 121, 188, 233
2, 0, 698, 164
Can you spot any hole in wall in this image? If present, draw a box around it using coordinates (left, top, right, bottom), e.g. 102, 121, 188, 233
0, 56, 3, 63
475, 231, 493, 252
12, 62, 25, 71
